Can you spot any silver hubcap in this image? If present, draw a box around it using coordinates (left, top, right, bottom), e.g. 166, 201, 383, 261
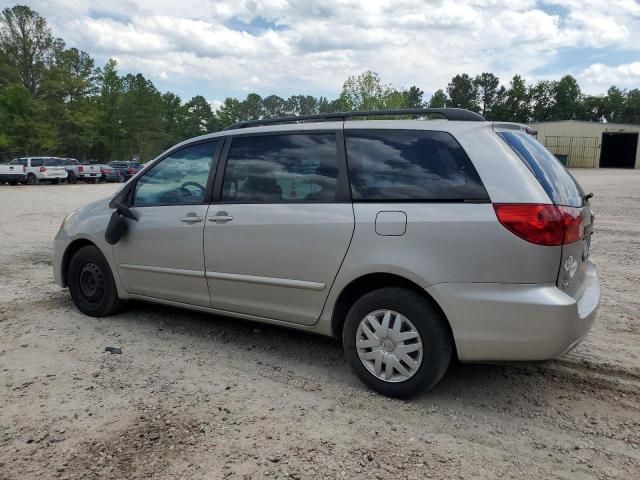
356, 309, 423, 383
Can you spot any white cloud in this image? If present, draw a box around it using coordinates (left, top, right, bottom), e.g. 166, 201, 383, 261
18, 0, 640, 99
580, 62, 640, 90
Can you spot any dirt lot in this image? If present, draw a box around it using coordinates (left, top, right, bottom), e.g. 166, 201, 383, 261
1, 169, 639, 479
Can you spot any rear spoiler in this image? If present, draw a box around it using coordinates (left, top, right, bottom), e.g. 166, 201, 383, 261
492, 123, 537, 136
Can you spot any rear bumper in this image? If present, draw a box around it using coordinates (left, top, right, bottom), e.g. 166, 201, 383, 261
426, 260, 600, 362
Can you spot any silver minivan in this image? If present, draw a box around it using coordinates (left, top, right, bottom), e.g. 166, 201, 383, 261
53, 109, 600, 397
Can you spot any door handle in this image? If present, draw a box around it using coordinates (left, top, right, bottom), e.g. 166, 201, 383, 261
209, 211, 233, 223
181, 213, 203, 223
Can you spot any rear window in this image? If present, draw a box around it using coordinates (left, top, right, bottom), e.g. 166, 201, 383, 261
44, 158, 63, 166
345, 130, 489, 201
498, 131, 584, 207
30, 159, 44, 167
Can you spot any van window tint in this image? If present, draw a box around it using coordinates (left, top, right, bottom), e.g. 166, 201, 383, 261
30, 159, 44, 167
345, 130, 489, 201
498, 131, 584, 207
222, 133, 339, 203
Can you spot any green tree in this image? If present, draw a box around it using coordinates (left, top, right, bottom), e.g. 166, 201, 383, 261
404, 86, 424, 108
241, 93, 264, 120
529, 80, 555, 122
551, 75, 581, 120
160, 91, 186, 145
602, 86, 626, 123
621, 89, 640, 124
262, 94, 288, 118
474, 72, 499, 117
216, 97, 245, 127
491, 75, 530, 122
182, 95, 213, 138
446, 74, 479, 112
119, 73, 165, 161
428, 89, 448, 108
339, 71, 387, 111
0, 5, 53, 94
95, 58, 123, 161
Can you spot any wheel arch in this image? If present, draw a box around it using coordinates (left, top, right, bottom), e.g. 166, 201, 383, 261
60, 238, 98, 287
330, 272, 458, 358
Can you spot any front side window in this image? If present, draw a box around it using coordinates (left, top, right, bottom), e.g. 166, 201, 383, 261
345, 130, 489, 201
221, 133, 340, 203
133, 141, 218, 207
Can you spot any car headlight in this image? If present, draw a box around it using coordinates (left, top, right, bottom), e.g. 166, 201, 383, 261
60, 210, 76, 231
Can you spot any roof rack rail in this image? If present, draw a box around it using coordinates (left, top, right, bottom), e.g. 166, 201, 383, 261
223, 108, 485, 130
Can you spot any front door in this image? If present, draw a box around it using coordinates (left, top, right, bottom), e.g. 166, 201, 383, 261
204, 131, 354, 325
114, 140, 221, 306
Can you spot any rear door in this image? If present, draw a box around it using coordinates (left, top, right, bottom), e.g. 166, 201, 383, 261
203, 130, 354, 325
113, 140, 222, 306
496, 130, 593, 299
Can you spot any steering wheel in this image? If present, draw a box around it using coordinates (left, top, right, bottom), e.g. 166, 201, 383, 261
180, 181, 206, 197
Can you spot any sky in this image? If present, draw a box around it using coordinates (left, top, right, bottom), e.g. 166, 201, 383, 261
10, 0, 640, 106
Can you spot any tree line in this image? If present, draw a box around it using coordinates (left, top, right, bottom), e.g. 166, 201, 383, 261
1, 5, 639, 162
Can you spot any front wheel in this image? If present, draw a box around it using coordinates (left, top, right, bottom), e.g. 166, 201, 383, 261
68, 245, 125, 317
343, 287, 452, 398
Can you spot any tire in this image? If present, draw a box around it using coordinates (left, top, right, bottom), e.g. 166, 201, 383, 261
68, 172, 77, 184
68, 245, 125, 317
27, 173, 38, 185
342, 287, 452, 398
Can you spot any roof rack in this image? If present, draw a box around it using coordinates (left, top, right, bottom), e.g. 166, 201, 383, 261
223, 108, 485, 130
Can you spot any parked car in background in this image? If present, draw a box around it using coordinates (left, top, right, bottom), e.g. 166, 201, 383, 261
108, 161, 142, 181
53, 108, 599, 398
58, 158, 82, 184
0, 162, 27, 185
102, 165, 125, 183
10, 157, 68, 184
78, 163, 106, 183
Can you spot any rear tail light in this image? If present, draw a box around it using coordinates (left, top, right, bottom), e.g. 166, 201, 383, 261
493, 204, 583, 246
78, 165, 83, 173
127, 167, 136, 174
39, 166, 46, 173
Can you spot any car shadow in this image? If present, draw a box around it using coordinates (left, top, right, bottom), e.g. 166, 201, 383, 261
118, 300, 585, 409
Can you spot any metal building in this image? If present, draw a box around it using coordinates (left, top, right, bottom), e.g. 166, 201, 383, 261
527, 120, 640, 168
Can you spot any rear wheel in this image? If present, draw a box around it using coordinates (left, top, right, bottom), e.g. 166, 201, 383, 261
27, 173, 37, 185
68, 245, 125, 317
342, 287, 452, 398
68, 172, 77, 184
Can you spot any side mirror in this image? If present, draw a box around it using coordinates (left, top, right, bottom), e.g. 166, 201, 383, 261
105, 211, 128, 245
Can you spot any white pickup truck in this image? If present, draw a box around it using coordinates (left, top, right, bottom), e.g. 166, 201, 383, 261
78, 163, 106, 182
0, 163, 27, 185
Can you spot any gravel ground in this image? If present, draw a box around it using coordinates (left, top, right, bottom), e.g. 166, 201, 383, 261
0, 169, 639, 479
